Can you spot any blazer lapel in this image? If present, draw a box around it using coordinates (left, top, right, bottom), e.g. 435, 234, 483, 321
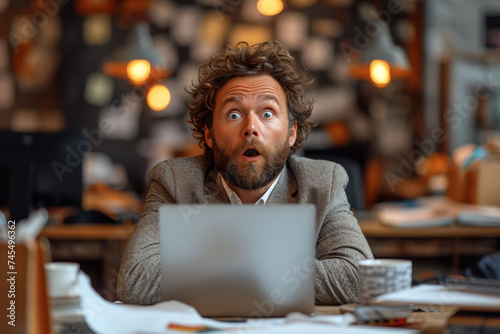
202, 168, 230, 204
267, 163, 298, 204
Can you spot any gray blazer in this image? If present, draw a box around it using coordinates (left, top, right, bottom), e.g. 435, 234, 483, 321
117, 155, 373, 305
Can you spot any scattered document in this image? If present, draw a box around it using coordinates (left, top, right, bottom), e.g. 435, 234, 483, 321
377, 207, 455, 228
375, 284, 500, 312
375, 197, 500, 228
78, 272, 417, 333
444, 276, 500, 295
458, 206, 500, 227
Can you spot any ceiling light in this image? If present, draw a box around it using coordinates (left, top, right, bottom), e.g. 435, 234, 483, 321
350, 21, 410, 87
103, 22, 169, 86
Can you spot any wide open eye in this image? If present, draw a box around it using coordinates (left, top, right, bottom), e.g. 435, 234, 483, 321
228, 112, 241, 120
262, 111, 273, 119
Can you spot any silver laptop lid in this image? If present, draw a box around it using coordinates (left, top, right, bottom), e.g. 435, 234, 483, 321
159, 204, 316, 317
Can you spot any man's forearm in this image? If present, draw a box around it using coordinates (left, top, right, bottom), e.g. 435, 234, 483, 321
315, 257, 361, 305
117, 208, 163, 305
117, 240, 162, 305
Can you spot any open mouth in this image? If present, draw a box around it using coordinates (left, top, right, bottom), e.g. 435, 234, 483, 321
243, 148, 260, 157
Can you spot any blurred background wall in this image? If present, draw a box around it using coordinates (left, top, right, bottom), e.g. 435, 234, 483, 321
0, 0, 499, 207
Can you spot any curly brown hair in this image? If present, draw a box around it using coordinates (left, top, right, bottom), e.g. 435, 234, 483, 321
187, 40, 315, 159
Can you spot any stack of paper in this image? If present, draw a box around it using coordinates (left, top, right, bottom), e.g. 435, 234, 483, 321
375, 197, 500, 228
375, 284, 500, 312
458, 206, 500, 227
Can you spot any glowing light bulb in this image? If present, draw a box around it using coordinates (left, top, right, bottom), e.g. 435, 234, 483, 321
369, 60, 391, 88
147, 84, 171, 111
126, 59, 151, 85
257, 0, 284, 16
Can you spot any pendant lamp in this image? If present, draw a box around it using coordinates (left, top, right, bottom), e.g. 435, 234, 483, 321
349, 21, 410, 88
103, 22, 169, 86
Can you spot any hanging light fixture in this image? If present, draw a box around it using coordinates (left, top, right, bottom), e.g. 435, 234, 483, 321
103, 22, 169, 86
369, 59, 391, 87
349, 21, 410, 88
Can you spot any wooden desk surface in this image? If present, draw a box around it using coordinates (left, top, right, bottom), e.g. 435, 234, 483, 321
214, 306, 455, 334
41, 224, 135, 240
359, 220, 500, 238
39, 219, 498, 334
315, 305, 456, 334
40, 219, 500, 241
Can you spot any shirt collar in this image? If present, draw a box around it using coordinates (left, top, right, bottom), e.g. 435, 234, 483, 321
219, 169, 283, 205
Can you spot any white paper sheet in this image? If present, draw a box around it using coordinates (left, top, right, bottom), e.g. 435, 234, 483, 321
375, 284, 500, 311
377, 207, 455, 228
78, 272, 416, 333
459, 206, 500, 226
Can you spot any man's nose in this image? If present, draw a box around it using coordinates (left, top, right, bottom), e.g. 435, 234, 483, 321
243, 113, 259, 138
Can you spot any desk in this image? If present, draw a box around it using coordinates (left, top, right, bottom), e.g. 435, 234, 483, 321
40, 224, 134, 301
41, 224, 135, 240
54, 305, 465, 334
41, 220, 500, 239
359, 220, 500, 275
40, 220, 500, 300
315, 305, 455, 334
359, 220, 500, 237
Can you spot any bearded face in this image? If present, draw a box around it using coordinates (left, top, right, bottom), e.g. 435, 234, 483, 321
204, 75, 297, 192
212, 135, 290, 190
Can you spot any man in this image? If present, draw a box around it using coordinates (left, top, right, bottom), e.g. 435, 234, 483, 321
117, 41, 373, 305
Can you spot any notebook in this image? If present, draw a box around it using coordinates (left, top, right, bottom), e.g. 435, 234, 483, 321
159, 204, 316, 317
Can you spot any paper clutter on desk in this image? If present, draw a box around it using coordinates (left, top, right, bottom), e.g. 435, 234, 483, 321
375, 197, 500, 228
376, 207, 455, 228
374, 284, 500, 312
77, 272, 417, 333
458, 206, 500, 227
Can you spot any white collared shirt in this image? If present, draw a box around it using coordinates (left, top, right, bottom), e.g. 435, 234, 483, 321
219, 170, 283, 205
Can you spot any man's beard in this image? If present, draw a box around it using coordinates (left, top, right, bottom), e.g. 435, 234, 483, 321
212, 136, 290, 191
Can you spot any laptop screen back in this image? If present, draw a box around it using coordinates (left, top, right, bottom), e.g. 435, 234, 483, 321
159, 204, 316, 317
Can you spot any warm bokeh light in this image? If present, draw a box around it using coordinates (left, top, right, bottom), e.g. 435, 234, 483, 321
229, 24, 273, 46
257, 0, 284, 16
369, 60, 391, 88
126, 59, 151, 85
147, 84, 171, 111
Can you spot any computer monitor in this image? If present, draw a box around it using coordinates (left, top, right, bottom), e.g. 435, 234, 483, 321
0, 131, 85, 222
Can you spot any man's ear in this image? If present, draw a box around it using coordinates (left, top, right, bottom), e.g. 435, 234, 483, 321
288, 121, 297, 147
205, 126, 213, 148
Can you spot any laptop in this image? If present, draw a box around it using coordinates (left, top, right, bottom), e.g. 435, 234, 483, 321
159, 204, 316, 317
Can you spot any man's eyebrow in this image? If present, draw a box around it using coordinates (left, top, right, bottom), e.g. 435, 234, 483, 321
219, 96, 242, 109
219, 94, 281, 109
258, 94, 280, 104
